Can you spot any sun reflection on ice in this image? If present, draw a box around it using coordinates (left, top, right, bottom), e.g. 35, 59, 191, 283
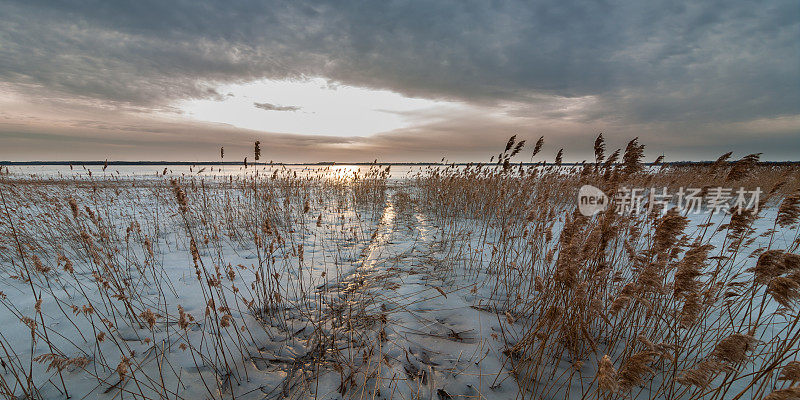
329, 165, 360, 181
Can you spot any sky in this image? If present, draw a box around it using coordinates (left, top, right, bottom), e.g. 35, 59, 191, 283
0, 0, 798, 162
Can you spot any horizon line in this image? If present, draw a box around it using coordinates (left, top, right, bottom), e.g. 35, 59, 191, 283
2, 160, 800, 166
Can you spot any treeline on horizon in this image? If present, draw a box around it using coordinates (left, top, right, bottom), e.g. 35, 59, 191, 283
2, 160, 800, 166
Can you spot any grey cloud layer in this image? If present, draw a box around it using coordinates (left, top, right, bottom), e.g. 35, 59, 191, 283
0, 0, 798, 160
253, 102, 301, 112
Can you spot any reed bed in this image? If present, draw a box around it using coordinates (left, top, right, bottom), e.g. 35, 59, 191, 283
0, 139, 799, 399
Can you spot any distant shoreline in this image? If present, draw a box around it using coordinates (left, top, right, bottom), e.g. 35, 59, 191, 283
1, 160, 799, 166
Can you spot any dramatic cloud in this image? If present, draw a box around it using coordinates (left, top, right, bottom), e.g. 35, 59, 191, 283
0, 0, 797, 161
253, 102, 301, 112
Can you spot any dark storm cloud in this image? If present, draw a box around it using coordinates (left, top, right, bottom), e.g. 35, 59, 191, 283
253, 102, 301, 112
0, 0, 798, 160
